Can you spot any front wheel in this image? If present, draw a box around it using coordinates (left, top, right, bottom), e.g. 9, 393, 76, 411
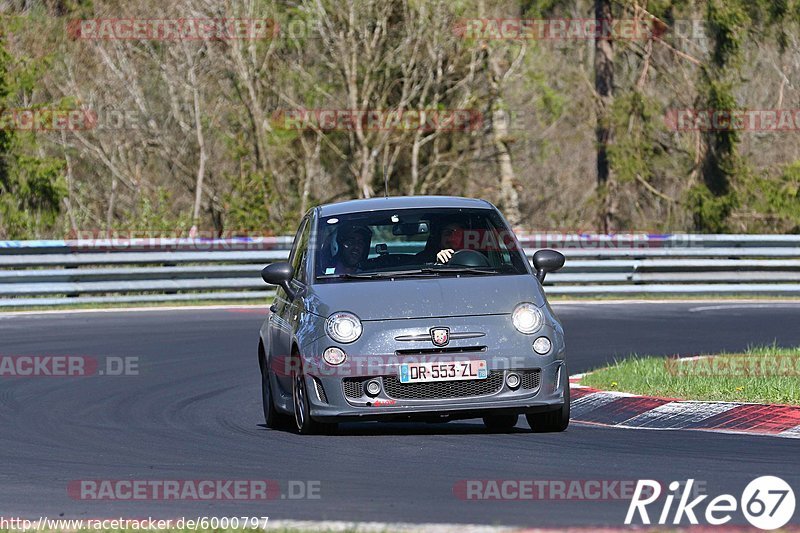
292, 372, 337, 435
261, 357, 292, 430
526, 377, 570, 433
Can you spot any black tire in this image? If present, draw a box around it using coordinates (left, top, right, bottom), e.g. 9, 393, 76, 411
260, 350, 292, 430
292, 371, 337, 435
526, 375, 570, 433
483, 414, 519, 431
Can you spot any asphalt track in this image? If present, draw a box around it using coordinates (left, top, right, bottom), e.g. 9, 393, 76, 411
1, 301, 799, 527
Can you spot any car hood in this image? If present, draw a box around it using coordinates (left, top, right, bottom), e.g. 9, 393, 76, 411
306, 275, 545, 321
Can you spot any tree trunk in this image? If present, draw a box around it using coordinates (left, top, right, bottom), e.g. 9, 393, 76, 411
479, 0, 521, 227
300, 133, 321, 214
190, 65, 207, 225
595, 0, 615, 233
492, 106, 521, 227
106, 175, 117, 236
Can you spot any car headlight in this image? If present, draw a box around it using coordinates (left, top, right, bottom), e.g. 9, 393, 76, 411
326, 312, 362, 343
512, 303, 543, 334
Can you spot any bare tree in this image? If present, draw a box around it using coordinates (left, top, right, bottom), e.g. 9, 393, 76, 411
595, 0, 615, 232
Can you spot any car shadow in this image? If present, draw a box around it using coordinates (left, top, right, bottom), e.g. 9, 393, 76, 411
257, 421, 532, 436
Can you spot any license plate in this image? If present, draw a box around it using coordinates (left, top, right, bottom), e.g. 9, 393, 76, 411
398, 360, 487, 384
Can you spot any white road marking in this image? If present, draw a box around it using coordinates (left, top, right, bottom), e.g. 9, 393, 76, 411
689, 303, 800, 312
620, 401, 738, 428
571, 391, 634, 418
778, 425, 800, 439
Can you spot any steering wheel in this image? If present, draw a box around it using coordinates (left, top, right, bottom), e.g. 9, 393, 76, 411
448, 249, 490, 267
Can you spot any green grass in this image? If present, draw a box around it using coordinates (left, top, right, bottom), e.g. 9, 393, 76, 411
581, 345, 800, 405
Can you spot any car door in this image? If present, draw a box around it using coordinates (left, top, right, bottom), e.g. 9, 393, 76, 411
269, 216, 311, 392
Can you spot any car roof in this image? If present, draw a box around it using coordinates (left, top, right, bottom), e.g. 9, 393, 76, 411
316, 196, 493, 217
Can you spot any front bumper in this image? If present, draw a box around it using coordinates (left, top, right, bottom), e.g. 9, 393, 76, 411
306, 359, 566, 422
298, 312, 567, 422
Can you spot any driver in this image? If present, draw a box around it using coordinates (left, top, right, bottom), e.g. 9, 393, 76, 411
331, 224, 372, 274
414, 219, 467, 264
435, 222, 466, 264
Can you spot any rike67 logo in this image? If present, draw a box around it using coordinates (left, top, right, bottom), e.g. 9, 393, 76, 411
626, 477, 795, 530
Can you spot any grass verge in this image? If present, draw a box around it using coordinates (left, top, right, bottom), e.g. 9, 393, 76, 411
580, 345, 800, 405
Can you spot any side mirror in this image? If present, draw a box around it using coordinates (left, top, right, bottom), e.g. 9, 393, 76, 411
532, 249, 565, 283
261, 262, 296, 299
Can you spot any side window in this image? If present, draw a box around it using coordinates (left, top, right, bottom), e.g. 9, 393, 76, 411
290, 217, 311, 284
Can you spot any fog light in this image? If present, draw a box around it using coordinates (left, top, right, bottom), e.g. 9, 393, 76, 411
533, 336, 552, 355
366, 379, 381, 396
506, 372, 521, 389
323, 347, 346, 365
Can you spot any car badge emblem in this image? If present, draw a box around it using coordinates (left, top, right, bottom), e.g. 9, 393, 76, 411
430, 327, 450, 347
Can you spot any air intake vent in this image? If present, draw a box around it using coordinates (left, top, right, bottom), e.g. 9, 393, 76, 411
520, 369, 541, 390
382, 371, 504, 400
312, 377, 328, 403
343, 378, 365, 399
395, 346, 487, 356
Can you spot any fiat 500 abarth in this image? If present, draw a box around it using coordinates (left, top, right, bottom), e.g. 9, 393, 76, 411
258, 196, 568, 434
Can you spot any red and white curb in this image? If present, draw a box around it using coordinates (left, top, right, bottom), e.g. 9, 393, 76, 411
568, 374, 800, 439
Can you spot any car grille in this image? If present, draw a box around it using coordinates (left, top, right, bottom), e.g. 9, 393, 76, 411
382, 371, 504, 400
395, 346, 487, 356
343, 369, 541, 401
343, 378, 364, 399
520, 369, 541, 390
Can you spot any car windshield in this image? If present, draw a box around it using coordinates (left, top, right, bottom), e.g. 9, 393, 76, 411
314, 207, 529, 281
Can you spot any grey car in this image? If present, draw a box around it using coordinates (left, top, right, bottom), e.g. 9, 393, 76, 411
258, 196, 568, 434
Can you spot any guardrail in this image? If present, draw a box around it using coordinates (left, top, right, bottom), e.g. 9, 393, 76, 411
1, 234, 799, 307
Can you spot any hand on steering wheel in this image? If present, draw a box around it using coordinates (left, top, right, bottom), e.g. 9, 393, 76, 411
436, 248, 455, 263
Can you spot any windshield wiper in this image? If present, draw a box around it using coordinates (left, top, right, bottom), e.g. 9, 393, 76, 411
318, 270, 438, 280
318, 266, 511, 280
419, 266, 507, 275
